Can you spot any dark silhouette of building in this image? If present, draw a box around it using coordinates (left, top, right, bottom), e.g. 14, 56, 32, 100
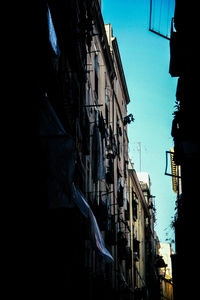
169, 1, 200, 299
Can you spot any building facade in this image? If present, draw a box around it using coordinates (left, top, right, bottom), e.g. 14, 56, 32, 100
38, 1, 133, 299
127, 165, 161, 300
25, 1, 163, 299
137, 172, 161, 300
159, 243, 174, 300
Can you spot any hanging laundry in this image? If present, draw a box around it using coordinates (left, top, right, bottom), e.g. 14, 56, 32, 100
89, 208, 113, 263
47, 5, 60, 56
72, 184, 113, 263
40, 95, 76, 209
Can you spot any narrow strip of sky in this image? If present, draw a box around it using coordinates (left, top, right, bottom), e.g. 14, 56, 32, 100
102, 0, 177, 246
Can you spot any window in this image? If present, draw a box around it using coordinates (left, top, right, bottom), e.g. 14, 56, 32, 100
105, 104, 109, 127
125, 201, 130, 221
94, 54, 98, 99
116, 115, 121, 157
117, 184, 124, 207
87, 85, 92, 115
132, 189, 138, 220
115, 78, 118, 98
105, 79, 109, 126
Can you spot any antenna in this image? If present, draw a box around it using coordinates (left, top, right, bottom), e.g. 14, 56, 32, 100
138, 142, 142, 172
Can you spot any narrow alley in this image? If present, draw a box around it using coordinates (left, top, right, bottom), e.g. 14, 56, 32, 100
10, 1, 199, 299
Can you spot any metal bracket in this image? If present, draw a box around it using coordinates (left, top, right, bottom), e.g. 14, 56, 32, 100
165, 151, 181, 178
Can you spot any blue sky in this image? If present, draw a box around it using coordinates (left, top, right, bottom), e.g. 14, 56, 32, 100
102, 0, 177, 246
